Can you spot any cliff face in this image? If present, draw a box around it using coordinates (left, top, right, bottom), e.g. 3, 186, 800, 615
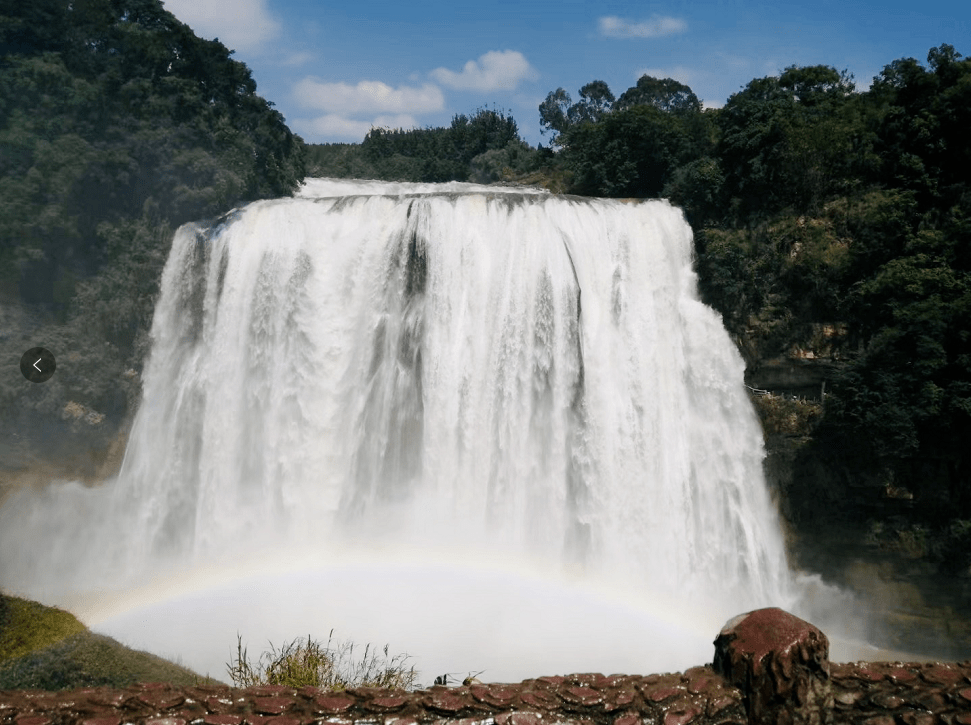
737, 320, 971, 661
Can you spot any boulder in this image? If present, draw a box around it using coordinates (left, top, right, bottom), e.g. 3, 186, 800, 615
713, 607, 833, 725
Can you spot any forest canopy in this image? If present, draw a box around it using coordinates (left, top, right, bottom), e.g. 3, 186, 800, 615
524, 49, 970, 562
0, 0, 305, 468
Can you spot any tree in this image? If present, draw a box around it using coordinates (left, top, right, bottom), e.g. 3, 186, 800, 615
565, 104, 694, 197
613, 75, 701, 114
539, 81, 616, 146
536, 76, 709, 197
778, 64, 855, 105
569, 81, 615, 124
868, 44, 970, 206
539, 88, 573, 144
717, 65, 859, 217
0, 0, 306, 468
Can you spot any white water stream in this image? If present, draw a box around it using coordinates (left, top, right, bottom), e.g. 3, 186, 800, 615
0, 179, 833, 683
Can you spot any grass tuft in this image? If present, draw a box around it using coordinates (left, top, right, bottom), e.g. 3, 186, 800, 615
226, 631, 419, 690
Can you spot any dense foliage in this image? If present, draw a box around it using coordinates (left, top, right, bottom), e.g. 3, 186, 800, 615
530, 49, 970, 569
0, 0, 305, 467
305, 108, 549, 184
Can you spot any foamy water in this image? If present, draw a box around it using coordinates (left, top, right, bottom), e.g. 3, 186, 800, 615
1, 179, 828, 682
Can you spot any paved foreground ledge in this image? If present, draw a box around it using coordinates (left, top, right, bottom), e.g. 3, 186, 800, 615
2, 609, 971, 725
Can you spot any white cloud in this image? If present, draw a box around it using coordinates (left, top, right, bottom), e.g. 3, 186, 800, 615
599, 15, 687, 39
281, 52, 315, 68
293, 78, 445, 115
430, 50, 538, 92
292, 114, 420, 142
702, 99, 724, 110
162, 0, 280, 53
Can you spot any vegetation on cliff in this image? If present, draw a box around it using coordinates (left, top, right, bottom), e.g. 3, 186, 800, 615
0, 0, 305, 470
535, 45, 971, 575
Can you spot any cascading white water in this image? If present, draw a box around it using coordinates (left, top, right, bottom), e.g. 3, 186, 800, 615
0, 179, 802, 681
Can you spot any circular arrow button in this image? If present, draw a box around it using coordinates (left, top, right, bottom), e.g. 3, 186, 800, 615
21, 347, 56, 383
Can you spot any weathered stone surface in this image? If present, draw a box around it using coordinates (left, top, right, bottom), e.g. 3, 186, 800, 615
88, 691, 132, 708
713, 607, 832, 725
136, 690, 185, 710
612, 712, 640, 725
834, 689, 865, 706
4, 616, 971, 725
852, 665, 886, 682
644, 687, 683, 703
922, 664, 967, 686
602, 687, 636, 712
868, 692, 905, 709
203, 715, 243, 725
899, 711, 937, 725
888, 667, 919, 684
559, 686, 603, 706
370, 695, 408, 711
663, 701, 702, 725
314, 694, 357, 713
423, 689, 472, 714
861, 717, 895, 725
206, 695, 237, 714
706, 692, 744, 722
684, 671, 719, 695
495, 710, 544, 725
470, 685, 518, 708
251, 696, 295, 714
519, 690, 560, 709
384, 717, 419, 725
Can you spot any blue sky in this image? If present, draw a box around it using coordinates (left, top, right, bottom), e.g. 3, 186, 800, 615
160, 0, 969, 146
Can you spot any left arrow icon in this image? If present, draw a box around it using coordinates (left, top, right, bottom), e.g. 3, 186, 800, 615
21, 348, 56, 383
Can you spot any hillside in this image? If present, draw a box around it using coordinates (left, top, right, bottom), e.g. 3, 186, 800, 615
0, 0, 305, 479
0, 591, 216, 689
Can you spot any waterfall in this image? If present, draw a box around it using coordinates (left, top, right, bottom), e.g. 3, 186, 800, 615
0, 179, 798, 681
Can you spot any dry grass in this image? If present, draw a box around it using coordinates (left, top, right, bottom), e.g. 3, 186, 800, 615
226, 631, 419, 690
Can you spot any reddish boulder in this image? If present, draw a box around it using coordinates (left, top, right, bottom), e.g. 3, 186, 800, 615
713, 607, 833, 725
